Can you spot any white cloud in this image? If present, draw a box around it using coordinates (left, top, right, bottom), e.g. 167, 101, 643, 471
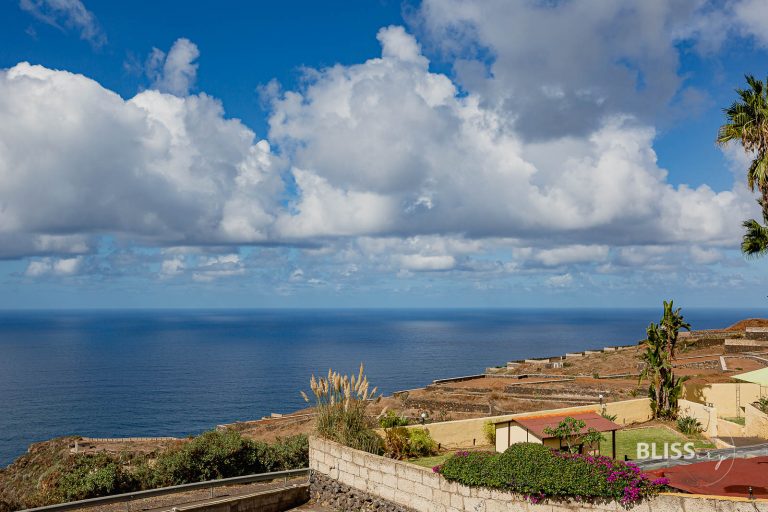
192, 254, 245, 282
160, 256, 184, 277
546, 273, 574, 288
413, 0, 699, 140
0, 15, 763, 294
534, 245, 609, 267
0, 62, 281, 255
733, 0, 768, 46
690, 246, 723, 265
399, 254, 455, 271
268, 26, 751, 248
19, 0, 106, 47
147, 38, 200, 96
25, 256, 82, 277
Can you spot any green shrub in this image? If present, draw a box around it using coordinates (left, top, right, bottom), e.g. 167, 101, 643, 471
52, 453, 139, 502
379, 410, 409, 428
600, 411, 618, 422
150, 431, 308, 487
407, 429, 438, 458
383, 427, 410, 459
676, 416, 702, 435
435, 443, 668, 505
482, 420, 496, 445
383, 427, 438, 459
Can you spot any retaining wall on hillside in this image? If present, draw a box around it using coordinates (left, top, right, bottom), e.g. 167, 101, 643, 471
746, 402, 768, 438
309, 437, 768, 512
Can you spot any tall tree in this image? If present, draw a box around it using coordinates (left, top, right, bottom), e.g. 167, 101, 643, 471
718, 75, 768, 256
640, 301, 690, 419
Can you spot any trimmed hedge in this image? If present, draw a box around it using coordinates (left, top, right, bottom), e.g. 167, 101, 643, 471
434, 443, 668, 505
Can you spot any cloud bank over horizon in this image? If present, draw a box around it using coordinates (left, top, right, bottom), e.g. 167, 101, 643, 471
3, 0, 768, 306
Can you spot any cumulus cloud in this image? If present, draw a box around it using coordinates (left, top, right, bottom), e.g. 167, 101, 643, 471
0, 62, 281, 256
1, 13, 764, 295
546, 273, 574, 288
25, 256, 82, 277
147, 38, 200, 96
19, 0, 106, 47
192, 254, 245, 282
413, 0, 701, 140
268, 26, 751, 249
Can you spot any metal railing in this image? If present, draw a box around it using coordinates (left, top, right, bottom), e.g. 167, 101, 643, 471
21, 468, 310, 512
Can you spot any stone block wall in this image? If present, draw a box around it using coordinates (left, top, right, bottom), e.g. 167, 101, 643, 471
310, 436, 768, 512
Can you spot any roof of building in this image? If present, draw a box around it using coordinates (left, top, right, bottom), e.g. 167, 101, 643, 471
509, 411, 621, 439
648, 456, 768, 498
732, 367, 768, 386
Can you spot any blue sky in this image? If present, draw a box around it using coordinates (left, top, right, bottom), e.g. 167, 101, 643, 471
2, 0, 768, 309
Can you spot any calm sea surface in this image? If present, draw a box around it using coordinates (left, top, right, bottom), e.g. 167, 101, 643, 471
0, 308, 765, 465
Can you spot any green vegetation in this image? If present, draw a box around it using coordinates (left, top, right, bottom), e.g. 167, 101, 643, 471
0, 431, 308, 511
301, 364, 382, 454
482, 420, 496, 445
598, 427, 713, 460
381, 426, 438, 460
717, 75, 768, 257
640, 301, 690, 419
543, 417, 604, 454
756, 397, 768, 414
407, 429, 438, 457
724, 416, 746, 426
435, 443, 668, 505
149, 430, 307, 487
379, 410, 409, 428
676, 415, 703, 435
408, 452, 451, 468
49, 453, 137, 503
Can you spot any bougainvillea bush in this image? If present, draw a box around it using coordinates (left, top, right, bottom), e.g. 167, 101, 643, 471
434, 443, 668, 506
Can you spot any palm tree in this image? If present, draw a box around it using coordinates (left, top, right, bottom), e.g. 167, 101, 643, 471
718, 75, 768, 205
742, 205, 768, 257
718, 75, 768, 256
640, 301, 690, 419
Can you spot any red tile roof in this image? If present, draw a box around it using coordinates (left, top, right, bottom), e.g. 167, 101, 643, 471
511, 411, 621, 439
648, 456, 768, 498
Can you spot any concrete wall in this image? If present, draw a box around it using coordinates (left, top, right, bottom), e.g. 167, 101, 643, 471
151, 486, 309, 512
678, 399, 718, 438
684, 382, 765, 418
717, 418, 745, 439
310, 436, 768, 512
746, 402, 768, 439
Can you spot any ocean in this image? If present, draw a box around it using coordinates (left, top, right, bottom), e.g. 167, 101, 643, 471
0, 308, 764, 466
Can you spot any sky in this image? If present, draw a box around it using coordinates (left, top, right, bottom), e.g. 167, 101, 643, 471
1, 0, 768, 309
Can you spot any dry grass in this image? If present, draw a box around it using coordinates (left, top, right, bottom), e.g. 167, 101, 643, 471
301, 364, 382, 453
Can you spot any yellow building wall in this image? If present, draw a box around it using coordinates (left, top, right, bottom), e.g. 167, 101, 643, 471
684, 382, 766, 418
